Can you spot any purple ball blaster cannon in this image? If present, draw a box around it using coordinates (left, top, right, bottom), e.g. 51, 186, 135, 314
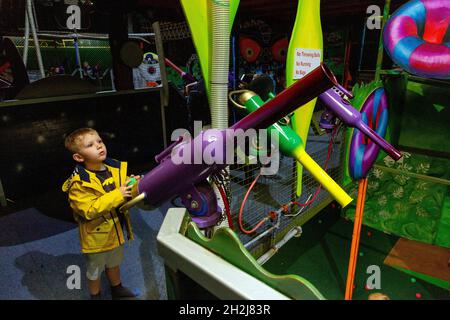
120, 64, 401, 230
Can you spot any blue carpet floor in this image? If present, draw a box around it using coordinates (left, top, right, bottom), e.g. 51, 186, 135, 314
0, 202, 171, 300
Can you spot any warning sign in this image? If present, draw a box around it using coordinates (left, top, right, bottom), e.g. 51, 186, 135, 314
293, 48, 322, 80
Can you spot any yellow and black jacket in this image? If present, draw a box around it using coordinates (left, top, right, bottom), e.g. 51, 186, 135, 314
62, 158, 134, 254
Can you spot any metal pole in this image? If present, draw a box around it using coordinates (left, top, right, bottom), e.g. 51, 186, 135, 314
375, 0, 391, 81
257, 227, 303, 265
23, 7, 30, 66
358, 20, 367, 73
243, 224, 278, 250
0, 178, 7, 207
153, 22, 169, 107
153, 21, 169, 148
31, 0, 39, 31
26, 0, 45, 78
74, 36, 83, 79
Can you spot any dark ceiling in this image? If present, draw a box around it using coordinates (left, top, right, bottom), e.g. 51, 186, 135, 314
136, 0, 404, 21
1, 0, 406, 34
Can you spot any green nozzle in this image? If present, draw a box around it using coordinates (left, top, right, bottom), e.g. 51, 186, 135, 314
243, 94, 303, 156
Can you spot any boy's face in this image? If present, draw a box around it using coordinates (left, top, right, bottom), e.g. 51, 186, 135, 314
73, 132, 107, 165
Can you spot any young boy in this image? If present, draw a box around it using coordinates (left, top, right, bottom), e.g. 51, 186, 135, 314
62, 127, 139, 300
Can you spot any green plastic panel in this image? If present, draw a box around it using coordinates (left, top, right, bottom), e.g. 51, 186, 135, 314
186, 222, 325, 300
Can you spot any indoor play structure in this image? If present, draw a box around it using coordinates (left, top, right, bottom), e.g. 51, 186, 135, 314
151, 0, 449, 300
0, 0, 448, 301
114, 0, 445, 300
123, 62, 401, 299
124, 62, 401, 223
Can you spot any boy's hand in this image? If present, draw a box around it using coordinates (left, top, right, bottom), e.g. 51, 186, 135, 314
120, 175, 142, 199
119, 179, 133, 199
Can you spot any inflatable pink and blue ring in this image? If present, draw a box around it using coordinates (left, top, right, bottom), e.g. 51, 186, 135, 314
349, 88, 388, 180
383, 0, 450, 79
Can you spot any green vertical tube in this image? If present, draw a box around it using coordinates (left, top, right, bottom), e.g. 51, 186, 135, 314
285, 0, 323, 197
375, 0, 391, 81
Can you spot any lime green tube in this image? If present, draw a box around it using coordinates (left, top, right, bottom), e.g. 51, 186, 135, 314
242, 93, 352, 208
180, 0, 240, 98
286, 0, 323, 197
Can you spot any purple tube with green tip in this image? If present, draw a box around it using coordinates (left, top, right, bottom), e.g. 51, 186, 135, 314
318, 86, 402, 161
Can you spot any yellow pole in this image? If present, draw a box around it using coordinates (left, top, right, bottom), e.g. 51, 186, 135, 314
293, 148, 353, 208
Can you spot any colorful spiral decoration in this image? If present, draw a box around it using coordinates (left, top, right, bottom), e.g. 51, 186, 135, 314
349, 87, 389, 180
383, 0, 450, 79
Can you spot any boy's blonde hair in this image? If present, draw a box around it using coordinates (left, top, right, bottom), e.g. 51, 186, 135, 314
64, 127, 98, 154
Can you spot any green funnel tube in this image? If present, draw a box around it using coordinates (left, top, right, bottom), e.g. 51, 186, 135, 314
180, 0, 240, 99
239, 91, 353, 208
286, 0, 323, 197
